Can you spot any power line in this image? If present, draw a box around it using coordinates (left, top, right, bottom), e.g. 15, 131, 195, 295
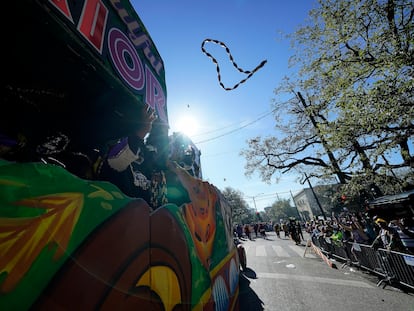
191, 121, 243, 138
193, 109, 272, 139
194, 109, 274, 145
244, 189, 303, 203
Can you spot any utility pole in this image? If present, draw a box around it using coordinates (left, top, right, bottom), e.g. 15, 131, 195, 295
248, 193, 264, 221
290, 190, 302, 221
250, 193, 264, 213
304, 173, 327, 220
252, 196, 258, 212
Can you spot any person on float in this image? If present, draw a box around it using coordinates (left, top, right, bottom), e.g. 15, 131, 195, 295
96, 104, 161, 208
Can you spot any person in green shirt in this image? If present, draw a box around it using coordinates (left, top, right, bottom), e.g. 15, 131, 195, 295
330, 225, 343, 246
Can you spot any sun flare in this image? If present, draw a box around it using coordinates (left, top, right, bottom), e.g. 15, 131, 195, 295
174, 116, 199, 138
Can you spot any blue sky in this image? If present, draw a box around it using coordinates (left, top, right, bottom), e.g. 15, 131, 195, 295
131, 0, 318, 211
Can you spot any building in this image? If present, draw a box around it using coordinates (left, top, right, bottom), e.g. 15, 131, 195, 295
293, 184, 341, 221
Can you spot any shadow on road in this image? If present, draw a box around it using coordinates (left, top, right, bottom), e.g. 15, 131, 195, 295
238, 268, 264, 311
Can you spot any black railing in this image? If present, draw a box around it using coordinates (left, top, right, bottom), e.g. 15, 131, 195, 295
311, 235, 414, 292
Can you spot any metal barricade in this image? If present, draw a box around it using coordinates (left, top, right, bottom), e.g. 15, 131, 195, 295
330, 242, 350, 262
376, 249, 414, 290
312, 236, 359, 266
347, 243, 387, 276
311, 236, 414, 292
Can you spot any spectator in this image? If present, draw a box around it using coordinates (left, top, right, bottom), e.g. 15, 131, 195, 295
332, 216, 357, 263
288, 218, 301, 245
339, 218, 370, 245
361, 216, 377, 244
296, 220, 304, 241
244, 224, 252, 240
281, 222, 289, 238
371, 218, 405, 252
330, 225, 343, 247
253, 223, 259, 238
259, 223, 267, 239
274, 223, 281, 238
236, 224, 244, 240
311, 223, 321, 239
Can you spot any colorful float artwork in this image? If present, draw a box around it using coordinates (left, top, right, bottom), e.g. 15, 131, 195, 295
0, 159, 240, 310
1, 1, 240, 310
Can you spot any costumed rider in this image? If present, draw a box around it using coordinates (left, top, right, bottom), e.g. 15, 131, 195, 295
169, 132, 200, 178
96, 104, 165, 209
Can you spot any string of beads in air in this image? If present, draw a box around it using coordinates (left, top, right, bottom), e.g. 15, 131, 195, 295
201, 38, 267, 91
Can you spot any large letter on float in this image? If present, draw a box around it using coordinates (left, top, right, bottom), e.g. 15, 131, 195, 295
108, 28, 145, 91
77, 0, 109, 54
145, 65, 167, 124
48, 0, 74, 23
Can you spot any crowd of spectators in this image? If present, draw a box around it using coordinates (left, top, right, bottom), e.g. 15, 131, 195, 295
234, 222, 273, 240
304, 209, 414, 255
232, 209, 414, 256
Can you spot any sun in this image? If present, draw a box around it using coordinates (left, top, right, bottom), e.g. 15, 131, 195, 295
174, 115, 199, 138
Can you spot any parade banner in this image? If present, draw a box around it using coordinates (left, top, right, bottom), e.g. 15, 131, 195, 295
3, 0, 167, 149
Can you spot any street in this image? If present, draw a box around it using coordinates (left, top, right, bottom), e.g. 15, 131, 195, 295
238, 231, 414, 311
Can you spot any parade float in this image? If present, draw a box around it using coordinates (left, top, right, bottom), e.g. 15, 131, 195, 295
0, 1, 240, 310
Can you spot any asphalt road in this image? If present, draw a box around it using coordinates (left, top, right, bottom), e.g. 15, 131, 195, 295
237, 231, 414, 311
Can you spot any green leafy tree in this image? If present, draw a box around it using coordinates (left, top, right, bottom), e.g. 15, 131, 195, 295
241, 0, 414, 201
220, 187, 252, 224
265, 198, 298, 223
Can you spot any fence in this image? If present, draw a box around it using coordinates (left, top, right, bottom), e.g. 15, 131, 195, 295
310, 235, 414, 292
